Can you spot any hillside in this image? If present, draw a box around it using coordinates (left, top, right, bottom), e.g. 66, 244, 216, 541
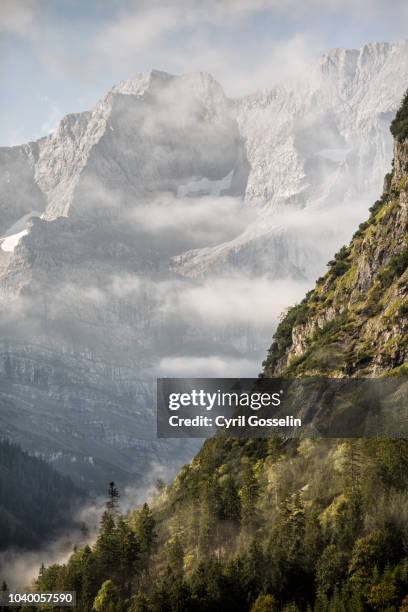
34, 96, 408, 611
262, 105, 408, 379
0, 438, 82, 551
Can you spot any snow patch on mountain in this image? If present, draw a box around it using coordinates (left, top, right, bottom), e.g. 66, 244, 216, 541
1, 229, 28, 252
0, 211, 41, 252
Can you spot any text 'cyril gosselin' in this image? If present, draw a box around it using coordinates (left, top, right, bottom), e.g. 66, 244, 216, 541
166, 389, 302, 429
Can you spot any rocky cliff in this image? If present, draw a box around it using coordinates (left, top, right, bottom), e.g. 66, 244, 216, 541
173, 41, 408, 279
262, 115, 408, 378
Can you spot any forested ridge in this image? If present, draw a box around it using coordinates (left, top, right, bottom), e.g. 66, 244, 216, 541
30, 94, 408, 611
0, 438, 82, 551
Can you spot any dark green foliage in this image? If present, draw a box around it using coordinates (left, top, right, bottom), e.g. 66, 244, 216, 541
398, 300, 408, 317
360, 283, 383, 316
262, 302, 310, 374
93, 580, 122, 612
131, 503, 156, 555
315, 545, 348, 600
329, 259, 350, 278
378, 247, 408, 288
352, 220, 370, 239
326, 246, 352, 278
368, 197, 386, 217
390, 89, 408, 142
33, 438, 408, 611
107, 481, 120, 515
0, 438, 82, 550
240, 461, 259, 529
250, 593, 278, 611
36, 487, 157, 611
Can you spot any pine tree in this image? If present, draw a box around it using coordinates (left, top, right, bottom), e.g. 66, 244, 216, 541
107, 481, 120, 516
93, 580, 120, 612
342, 441, 362, 499
338, 441, 363, 547
315, 545, 347, 601
168, 576, 192, 611
95, 511, 118, 581
80, 545, 99, 612
165, 536, 184, 577
115, 517, 140, 596
218, 474, 241, 523
130, 592, 150, 612
132, 503, 156, 556
239, 461, 259, 529
198, 488, 213, 559
250, 593, 278, 612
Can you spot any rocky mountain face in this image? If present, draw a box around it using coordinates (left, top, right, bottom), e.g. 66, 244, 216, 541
173, 41, 408, 279
0, 43, 408, 492
263, 121, 408, 378
238, 42, 406, 211
37, 71, 248, 221
0, 71, 250, 490
36, 94, 408, 612
3, 42, 408, 276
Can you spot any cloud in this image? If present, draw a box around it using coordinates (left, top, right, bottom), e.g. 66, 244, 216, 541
0, 466, 178, 590
91, 4, 180, 68
84, 0, 408, 90
0, 496, 104, 591
183, 34, 318, 97
179, 276, 310, 327
217, 0, 408, 15
158, 354, 261, 377
0, 0, 37, 34
86, 2, 320, 96
38, 96, 63, 135
128, 195, 254, 246
109, 274, 142, 298
5, 0, 408, 146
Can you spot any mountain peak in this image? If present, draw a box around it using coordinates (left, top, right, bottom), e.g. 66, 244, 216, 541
111, 69, 175, 96
109, 69, 223, 99
319, 40, 408, 80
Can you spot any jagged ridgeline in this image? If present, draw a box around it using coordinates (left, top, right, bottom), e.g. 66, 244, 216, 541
35, 96, 408, 611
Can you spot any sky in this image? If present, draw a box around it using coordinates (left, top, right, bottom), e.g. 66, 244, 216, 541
1, 0, 408, 146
